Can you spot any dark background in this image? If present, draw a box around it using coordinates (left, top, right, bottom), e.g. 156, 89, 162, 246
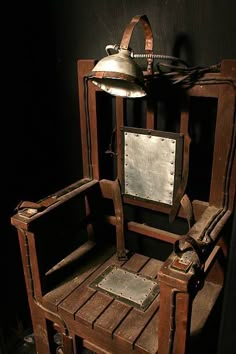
3, 1, 236, 353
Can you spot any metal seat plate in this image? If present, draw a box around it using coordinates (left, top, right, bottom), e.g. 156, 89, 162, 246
89, 265, 159, 311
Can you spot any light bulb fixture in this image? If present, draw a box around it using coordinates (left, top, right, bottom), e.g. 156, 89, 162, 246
86, 15, 187, 98
88, 46, 147, 98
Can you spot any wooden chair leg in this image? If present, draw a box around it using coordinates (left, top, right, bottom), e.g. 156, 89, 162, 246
53, 322, 75, 354
29, 302, 52, 354
60, 333, 74, 354
158, 282, 192, 354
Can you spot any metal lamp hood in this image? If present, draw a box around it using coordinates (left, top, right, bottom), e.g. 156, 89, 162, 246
90, 48, 147, 98
87, 15, 154, 98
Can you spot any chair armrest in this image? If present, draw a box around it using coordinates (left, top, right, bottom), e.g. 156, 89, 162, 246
172, 205, 231, 270
11, 178, 99, 231
158, 205, 232, 289
157, 206, 232, 354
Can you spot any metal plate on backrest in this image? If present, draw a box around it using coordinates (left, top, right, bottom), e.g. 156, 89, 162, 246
121, 127, 183, 205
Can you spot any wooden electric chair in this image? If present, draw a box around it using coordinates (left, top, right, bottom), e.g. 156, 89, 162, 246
11, 15, 236, 354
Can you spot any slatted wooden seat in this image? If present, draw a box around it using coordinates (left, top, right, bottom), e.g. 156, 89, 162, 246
44, 249, 161, 354
40, 244, 221, 354
11, 53, 236, 354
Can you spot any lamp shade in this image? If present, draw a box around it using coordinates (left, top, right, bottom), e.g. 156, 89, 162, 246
89, 49, 147, 98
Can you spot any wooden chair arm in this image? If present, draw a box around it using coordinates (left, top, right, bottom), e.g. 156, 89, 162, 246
11, 178, 99, 231
158, 205, 231, 284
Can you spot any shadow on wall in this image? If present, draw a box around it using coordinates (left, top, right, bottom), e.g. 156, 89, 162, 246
173, 33, 195, 67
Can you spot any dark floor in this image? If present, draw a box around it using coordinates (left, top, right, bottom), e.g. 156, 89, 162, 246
7, 295, 222, 354
10, 329, 219, 354
10, 332, 95, 354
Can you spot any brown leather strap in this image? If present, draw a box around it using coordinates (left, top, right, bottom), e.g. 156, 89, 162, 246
180, 193, 194, 229
120, 15, 153, 52
174, 235, 205, 267
16, 200, 43, 211
16, 197, 57, 212
120, 15, 154, 73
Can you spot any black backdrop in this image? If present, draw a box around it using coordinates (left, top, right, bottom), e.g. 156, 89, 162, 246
3, 1, 236, 353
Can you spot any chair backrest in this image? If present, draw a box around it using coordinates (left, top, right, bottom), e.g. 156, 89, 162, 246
78, 59, 236, 229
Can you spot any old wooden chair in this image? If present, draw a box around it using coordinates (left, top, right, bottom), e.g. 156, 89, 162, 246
11, 15, 236, 354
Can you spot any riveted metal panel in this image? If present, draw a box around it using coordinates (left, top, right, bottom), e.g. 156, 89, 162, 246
89, 265, 159, 311
121, 127, 183, 205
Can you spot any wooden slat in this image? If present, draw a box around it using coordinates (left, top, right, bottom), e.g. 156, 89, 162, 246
75, 292, 113, 328
127, 221, 180, 244
59, 286, 95, 319
138, 258, 163, 278
43, 246, 116, 312
134, 313, 159, 354
123, 253, 149, 272
94, 300, 132, 336
112, 256, 161, 351
58, 250, 128, 318
113, 298, 159, 350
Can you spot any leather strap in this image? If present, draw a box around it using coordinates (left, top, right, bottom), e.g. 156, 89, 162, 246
120, 15, 154, 74
180, 193, 194, 229
174, 234, 205, 267
16, 197, 57, 212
